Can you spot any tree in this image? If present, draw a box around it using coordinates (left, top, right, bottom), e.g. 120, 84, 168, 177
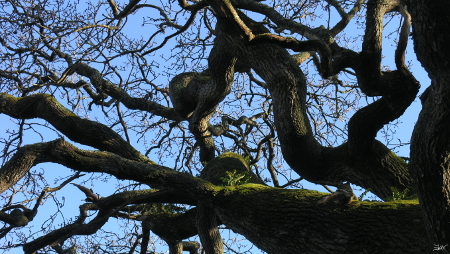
0, 0, 448, 253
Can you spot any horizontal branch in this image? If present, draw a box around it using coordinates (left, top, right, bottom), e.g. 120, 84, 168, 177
0, 140, 57, 194
0, 138, 217, 201
1, 139, 430, 253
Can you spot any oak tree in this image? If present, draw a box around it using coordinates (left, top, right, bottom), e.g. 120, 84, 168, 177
0, 0, 448, 253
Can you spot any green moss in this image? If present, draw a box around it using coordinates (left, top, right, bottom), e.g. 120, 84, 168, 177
351, 198, 419, 210
217, 183, 328, 204
169, 72, 210, 95
387, 149, 408, 166
43, 93, 78, 117
201, 152, 253, 185
0, 92, 18, 101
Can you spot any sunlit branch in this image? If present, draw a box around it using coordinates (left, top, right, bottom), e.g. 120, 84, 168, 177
0, 93, 152, 163
232, 0, 317, 39
249, 34, 332, 77
395, 4, 411, 73
0, 139, 218, 202
70, 62, 182, 121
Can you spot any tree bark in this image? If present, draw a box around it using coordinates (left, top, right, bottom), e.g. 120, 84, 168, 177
216, 187, 429, 254
0, 140, 430, 253
409, 0, 450, 249
231, 12, 416, 199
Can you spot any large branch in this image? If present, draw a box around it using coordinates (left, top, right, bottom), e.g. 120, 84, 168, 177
409, 0, 450, 246
168, 4, 244, 163
0, 141, 51, 193
0, 93, 152, 164
231, 0, 317, 39
212, 10, 416, 198
344, 0, 419, 197
214, 187, 429, 254
0, 139, 215, 200
0, 139, 430, 253
357, 0, 414, 96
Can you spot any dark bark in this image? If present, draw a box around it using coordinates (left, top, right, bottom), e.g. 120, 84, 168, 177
0, 93, 152, 164
216, 187, 429, 254
233, 11, 415, 198
0, 140, 431, 253
0, 141, 432, 254
196, 202, 223, 254
165, 4, 416, 198
408, 0, 450, 248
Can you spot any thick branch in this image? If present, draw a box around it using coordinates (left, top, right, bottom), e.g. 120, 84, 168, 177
409, 0, 450, 246
214, 187, 429, 254
1, 139, 430, 253
249, 34, 332, 77
219, 11, 416, 198
0, 209, 29, 227
358, 0, 412, 96
70, 62, 182, 121
0, 139, 217, 201
231, 0, 317, 39
0, 93, 153, 164
0, 140, 57, 194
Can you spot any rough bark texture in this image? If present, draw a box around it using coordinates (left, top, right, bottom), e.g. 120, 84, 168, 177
408, 0, 450, 248
198, 9, 417, 199
0, 139, 431, 253
215, 186, 429, 254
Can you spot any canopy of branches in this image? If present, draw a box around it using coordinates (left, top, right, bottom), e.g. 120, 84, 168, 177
0, 0, 449, 253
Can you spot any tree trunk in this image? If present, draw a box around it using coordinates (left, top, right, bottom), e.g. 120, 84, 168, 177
408, 0, 450, 249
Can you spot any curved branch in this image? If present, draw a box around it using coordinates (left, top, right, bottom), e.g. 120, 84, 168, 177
71, 183, 99, 203
23, 206, 110, 254
0, 140, 57, 194
330, 0, 365, 36
220, 11, 416, 198
168, 10, 242, 162
0, 139, 430, 253
0, 209, 29, 227
22, 187, 197, 253
231, 0, 317, 39
70, 62, 182, 121
345, 0, 419, 197
249, 34, 332, 77
395, 4, 411, 73
358, 0, 412, 95
0, 139, 216, 201
0, 93, 153, 164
